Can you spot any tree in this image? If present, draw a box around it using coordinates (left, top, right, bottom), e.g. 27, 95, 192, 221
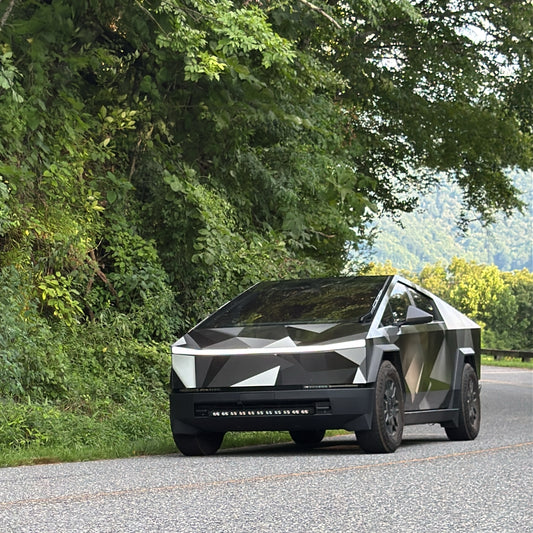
499, 269, 533, 350
0, 0, 531, 331
282, 0, 532, 222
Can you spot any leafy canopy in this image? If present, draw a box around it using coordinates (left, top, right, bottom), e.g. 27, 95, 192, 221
0, 0, 531, 332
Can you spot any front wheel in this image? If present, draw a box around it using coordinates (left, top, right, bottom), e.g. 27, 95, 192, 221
173, 432, 225, 456
445, 363, 480, 441
356, 361, 404, 453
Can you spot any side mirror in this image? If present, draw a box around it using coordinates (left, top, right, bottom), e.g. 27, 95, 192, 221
402, 305, 433, 325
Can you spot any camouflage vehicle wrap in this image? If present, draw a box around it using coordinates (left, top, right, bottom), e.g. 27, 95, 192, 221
170, 275, 481, 455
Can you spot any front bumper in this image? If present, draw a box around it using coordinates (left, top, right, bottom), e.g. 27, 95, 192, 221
170, 386, 375, 435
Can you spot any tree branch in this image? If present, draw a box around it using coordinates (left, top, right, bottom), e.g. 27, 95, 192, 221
298, 0, 341, 30
0, 0, 17, 32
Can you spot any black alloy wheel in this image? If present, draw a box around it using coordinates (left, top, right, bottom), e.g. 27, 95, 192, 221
357, 360, 405, 453
445, 363, 481, 441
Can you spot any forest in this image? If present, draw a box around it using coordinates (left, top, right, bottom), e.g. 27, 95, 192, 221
0, 0, 531, 461
369, 170, 532, 272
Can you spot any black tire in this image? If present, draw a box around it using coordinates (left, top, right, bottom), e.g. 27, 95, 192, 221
356, 360, 404, 453
445, 363, 480, 441
173, 432, 224, 456
289, 429, 326, 447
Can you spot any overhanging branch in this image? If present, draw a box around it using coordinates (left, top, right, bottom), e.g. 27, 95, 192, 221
299, 0, 341, 30
0, 0, 17, 32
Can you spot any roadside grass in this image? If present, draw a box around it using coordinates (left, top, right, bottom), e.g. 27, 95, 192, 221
0, 426, 347, 467
0, 437, 178, 468
481, 355, 533, 370
0, 431, 309, 467
0, 395, 175, 468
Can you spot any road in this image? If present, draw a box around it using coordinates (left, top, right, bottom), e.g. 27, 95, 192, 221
1, 366, 532, 533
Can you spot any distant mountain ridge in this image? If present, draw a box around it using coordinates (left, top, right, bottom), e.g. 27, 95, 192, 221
369, 170, 532, 272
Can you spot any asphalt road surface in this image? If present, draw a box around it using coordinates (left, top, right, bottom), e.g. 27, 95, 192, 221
1, 366, 532, 533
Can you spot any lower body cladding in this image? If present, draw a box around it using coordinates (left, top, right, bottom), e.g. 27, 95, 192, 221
170, 386, 375, 435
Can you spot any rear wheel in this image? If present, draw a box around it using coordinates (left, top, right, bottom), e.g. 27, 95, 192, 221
356, 361, 404, 453
289, 429, 325, 447
445, 363, 480, 441
173, 432, 225, 456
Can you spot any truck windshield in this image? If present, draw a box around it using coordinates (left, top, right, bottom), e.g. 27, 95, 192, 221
200, 276, 389, 327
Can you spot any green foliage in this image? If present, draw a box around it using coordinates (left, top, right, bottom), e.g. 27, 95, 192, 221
289, 0, 532, 220
37, 272, 84, 326
0, 267, 71, 400
498, 269, 533, 350
156, 0, 296, 80
0, 264, 171, 458
1, 0, 531, 332
96, 229, 177, 339
481, 355, 533, 371
0, 177, 16, 235
0, 392, 169, 455
422, 259, 530, 350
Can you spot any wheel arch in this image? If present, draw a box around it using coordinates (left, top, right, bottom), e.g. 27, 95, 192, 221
450, 347, 476, 409
366, 344, 403, 385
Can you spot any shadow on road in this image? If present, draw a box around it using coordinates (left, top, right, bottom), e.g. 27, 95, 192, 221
180, 433, 451, 457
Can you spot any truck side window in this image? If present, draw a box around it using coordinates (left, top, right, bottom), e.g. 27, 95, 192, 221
381, 284, 410, 326
408, 289, 440, 320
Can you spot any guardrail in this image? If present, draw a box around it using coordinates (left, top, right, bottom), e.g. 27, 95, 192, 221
481, 348, 533, 362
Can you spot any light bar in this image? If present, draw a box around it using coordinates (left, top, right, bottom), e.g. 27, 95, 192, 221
205, 407, 314, 417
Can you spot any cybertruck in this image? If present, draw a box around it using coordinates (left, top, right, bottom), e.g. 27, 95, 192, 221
170, 275, 481, 455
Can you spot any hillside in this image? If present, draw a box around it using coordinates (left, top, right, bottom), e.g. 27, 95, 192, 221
369, 171, 532, 272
